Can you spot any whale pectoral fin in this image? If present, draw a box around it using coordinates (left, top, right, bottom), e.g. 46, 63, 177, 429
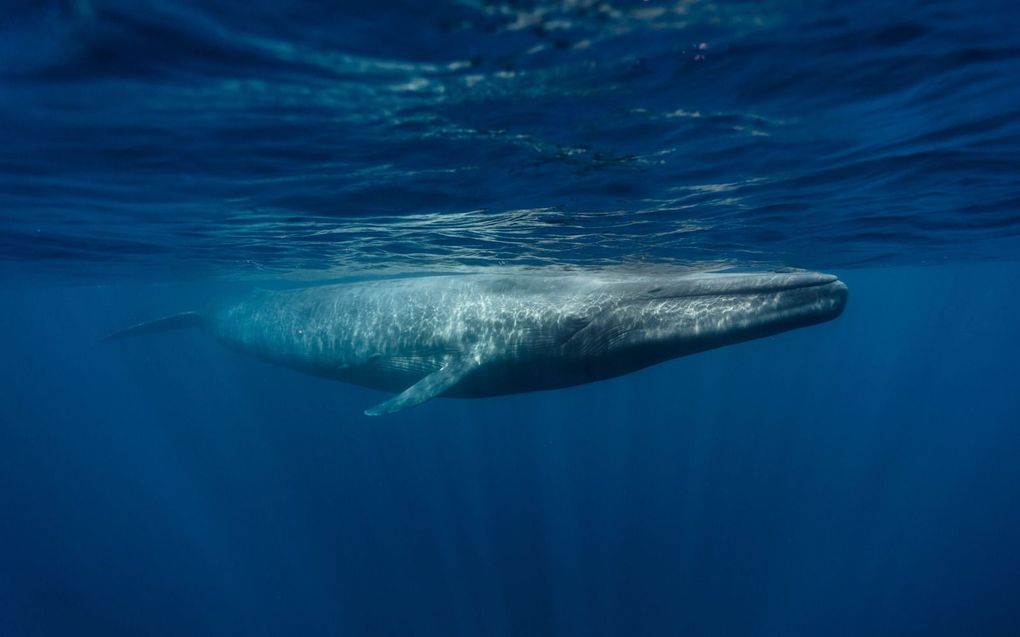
364, 358, 478, 416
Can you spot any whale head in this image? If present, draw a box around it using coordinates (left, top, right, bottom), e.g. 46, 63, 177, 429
589, 270, 848, 365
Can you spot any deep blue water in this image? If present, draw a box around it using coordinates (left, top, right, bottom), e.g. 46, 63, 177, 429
2, 1, 1020, 635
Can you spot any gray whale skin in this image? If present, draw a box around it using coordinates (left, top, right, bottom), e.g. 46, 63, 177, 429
106, 270, 848, 416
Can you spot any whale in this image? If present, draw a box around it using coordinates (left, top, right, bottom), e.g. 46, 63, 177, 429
105, 270, 848, 415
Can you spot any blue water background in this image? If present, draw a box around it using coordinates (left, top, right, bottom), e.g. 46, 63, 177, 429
2, 1, 1020, 635
3, 265, 1020, 635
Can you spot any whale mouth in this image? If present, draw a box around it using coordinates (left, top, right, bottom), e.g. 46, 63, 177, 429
793, 278, 849, 318
759, 274, 849, 323
664, 271, 849, 324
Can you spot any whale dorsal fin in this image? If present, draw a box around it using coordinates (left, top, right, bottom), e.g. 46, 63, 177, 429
103, 312, 204, 341
364, 357, 479, 416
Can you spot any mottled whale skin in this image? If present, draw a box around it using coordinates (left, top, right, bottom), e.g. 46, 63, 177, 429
107, 270, 848, 415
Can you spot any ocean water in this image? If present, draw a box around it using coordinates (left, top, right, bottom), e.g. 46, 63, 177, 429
1, 1, 1019, 635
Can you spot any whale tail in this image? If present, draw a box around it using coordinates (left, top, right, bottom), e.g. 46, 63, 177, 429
103, 311, 205, 342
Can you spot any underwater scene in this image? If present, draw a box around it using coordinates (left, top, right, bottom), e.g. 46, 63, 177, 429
1, 1, 1019, 635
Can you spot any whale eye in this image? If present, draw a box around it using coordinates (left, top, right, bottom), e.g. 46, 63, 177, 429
647, 286, 663, 294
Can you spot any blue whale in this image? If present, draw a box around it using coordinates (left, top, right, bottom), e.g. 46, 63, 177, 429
106, 270, 848, 415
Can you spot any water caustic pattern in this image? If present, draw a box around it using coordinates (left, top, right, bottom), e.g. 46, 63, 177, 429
2, 0, 1019, 280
